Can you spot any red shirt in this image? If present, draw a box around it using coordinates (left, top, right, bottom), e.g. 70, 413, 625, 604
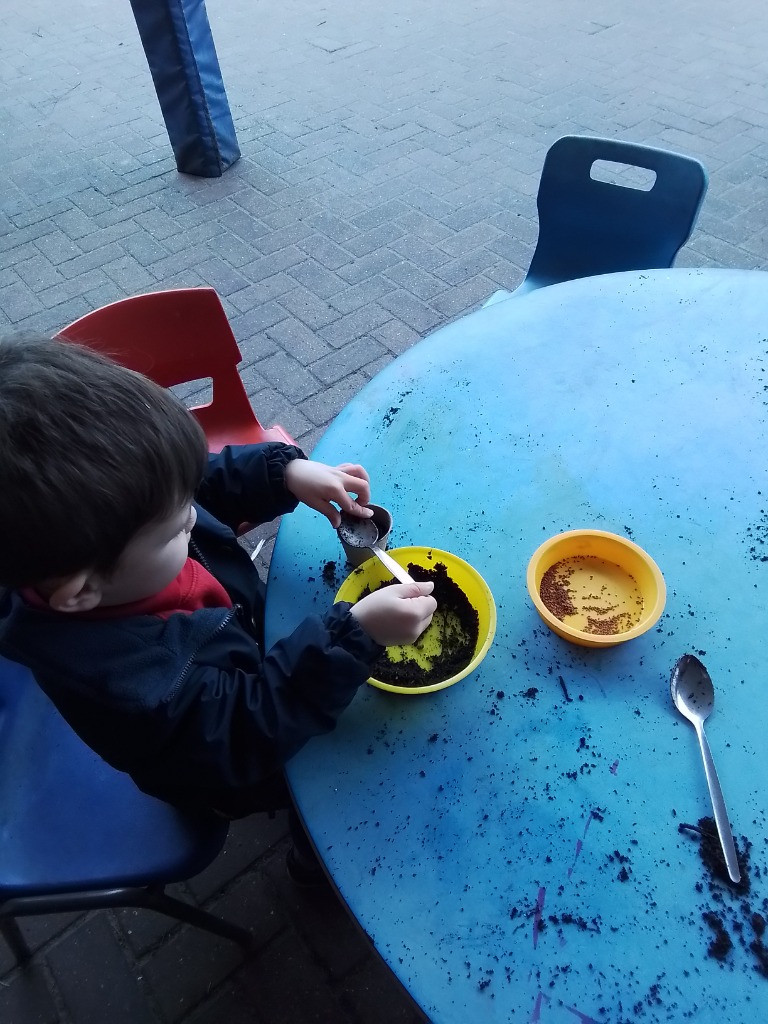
23, 558, 233, 621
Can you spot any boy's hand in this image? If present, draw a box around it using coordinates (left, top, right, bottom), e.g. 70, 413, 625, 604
284, 460, 373, 528
350, 582, 437, 646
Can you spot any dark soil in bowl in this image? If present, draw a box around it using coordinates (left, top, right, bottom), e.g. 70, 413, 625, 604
362, 561, 480, 687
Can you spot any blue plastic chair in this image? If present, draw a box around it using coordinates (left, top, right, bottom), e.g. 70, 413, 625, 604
0, 656, 252, 961
485, 135, 708, 305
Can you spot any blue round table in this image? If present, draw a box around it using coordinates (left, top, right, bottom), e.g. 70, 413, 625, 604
265, 269, 768, 1023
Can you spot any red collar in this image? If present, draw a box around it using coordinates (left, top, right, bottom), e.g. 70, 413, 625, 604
22, 558, 233, 620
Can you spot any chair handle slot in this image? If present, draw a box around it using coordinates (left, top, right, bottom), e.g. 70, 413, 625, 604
590, 159, 657, 191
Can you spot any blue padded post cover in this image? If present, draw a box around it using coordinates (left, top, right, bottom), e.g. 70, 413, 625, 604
129, 0, 240, 177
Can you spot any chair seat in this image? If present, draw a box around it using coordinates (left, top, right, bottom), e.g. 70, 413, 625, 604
0, 658, 227, 897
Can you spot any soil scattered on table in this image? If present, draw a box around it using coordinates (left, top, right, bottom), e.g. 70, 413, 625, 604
679, 816, 768, 977
364, 560, 479, 687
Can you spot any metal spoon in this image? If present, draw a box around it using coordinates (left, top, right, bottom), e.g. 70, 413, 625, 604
670, 655, 740, 884
337, 513, 415, 585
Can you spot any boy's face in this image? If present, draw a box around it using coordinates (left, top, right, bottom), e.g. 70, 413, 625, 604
98, 503, 197, 606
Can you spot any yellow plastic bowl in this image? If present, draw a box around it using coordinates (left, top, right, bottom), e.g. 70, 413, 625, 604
526, 529, 666, 648
335, 547, 497, 694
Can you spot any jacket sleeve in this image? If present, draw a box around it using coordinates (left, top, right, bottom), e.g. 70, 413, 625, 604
194, 443, 307, 531
160, 603, 383, 794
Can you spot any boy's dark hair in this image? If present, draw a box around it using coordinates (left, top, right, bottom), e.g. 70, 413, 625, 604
0, 333, 208, 588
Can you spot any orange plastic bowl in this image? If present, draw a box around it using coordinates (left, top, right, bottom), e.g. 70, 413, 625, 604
526, 529, 666, 648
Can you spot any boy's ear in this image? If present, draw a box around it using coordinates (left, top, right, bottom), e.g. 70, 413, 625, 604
47, 572, 104, 613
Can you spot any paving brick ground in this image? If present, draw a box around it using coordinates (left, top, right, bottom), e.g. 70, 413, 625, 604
2, 0, 768, 1021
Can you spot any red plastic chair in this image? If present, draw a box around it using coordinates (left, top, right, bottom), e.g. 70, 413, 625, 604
56, 288, 295, 452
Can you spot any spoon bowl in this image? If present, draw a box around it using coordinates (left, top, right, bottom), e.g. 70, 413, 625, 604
337, 512, 415, 585
670, 655, 740, 884
670, 653, 715, 721
337, 514, 379, 550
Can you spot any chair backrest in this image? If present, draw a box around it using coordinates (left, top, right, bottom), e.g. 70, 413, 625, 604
522, 135, 708, 292
0, 655, 226, 896
56, 288, 294, 451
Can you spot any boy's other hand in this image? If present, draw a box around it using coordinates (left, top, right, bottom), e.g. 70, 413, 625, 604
284, 460, 373, 528
350, 582, 437, 646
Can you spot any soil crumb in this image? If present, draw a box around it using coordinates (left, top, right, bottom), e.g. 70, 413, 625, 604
322, 561, 339, 587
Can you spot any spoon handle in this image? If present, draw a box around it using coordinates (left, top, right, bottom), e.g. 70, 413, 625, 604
695, 722, 741, 884
372, 547, 415, 585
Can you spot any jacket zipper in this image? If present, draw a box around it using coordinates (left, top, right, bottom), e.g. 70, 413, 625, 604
189, 536, 212, 573
165, 606, 238, 701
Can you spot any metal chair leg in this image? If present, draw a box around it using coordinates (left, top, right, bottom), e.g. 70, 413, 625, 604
141, 885, 253, 948
1, 886, 253, 951
0, 917, 32, 962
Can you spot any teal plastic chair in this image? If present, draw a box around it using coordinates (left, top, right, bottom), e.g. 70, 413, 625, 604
485, 135, 708, 306
0, 656, 252, 961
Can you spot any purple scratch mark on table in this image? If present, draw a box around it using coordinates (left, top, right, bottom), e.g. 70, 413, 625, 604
530, 991, 549, 1022
567, 807, 600, 879
609, 760, 619, 775
565, 1004, 600, 1024
533, 886, 546, 948
567, 840, 583, 879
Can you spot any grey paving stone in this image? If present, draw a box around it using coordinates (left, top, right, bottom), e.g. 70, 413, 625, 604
371, 319, 421, 356
376, 288, 442, 334
163, 221, 227, 256
182, 981, 268, 1024
300, 373, 370, 427
32, 230, 83, 266
14, 252, 64, 292
277, 285, 342, 331
329, 276, 395, 315
335, 249, 402, 285
186, 812, 290, 903
258, 350, 322, 402
101, 254, 158, 293
0, 279, 44, 321
228, 273, 295, 314
237, 247, 307, 285
38, 269, 113, 310
297, 234, 354, 273
0, 962, 62, 1024
287, 257, 346, 300
318, 304, 392, 349
194, 257, 251, 296
142, 920, 245, 1023
46, 914, 158, 1024
387, 235, 451, 274
339, 957, 429, 1024
249, 386, 315, 440
58, 241, 128, 280
311, 337, 389, 385
266, 317, 335, 364
233, 931, 354, 1024
383, 261, 447, 301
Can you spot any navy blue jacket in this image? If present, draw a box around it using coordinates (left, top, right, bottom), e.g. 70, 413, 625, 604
0, 444, 382, 816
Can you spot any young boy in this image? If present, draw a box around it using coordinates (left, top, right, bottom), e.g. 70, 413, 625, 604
0, 333, 436, 880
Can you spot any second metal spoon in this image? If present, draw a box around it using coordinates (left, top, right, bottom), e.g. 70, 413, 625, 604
670, 654, 740, 884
